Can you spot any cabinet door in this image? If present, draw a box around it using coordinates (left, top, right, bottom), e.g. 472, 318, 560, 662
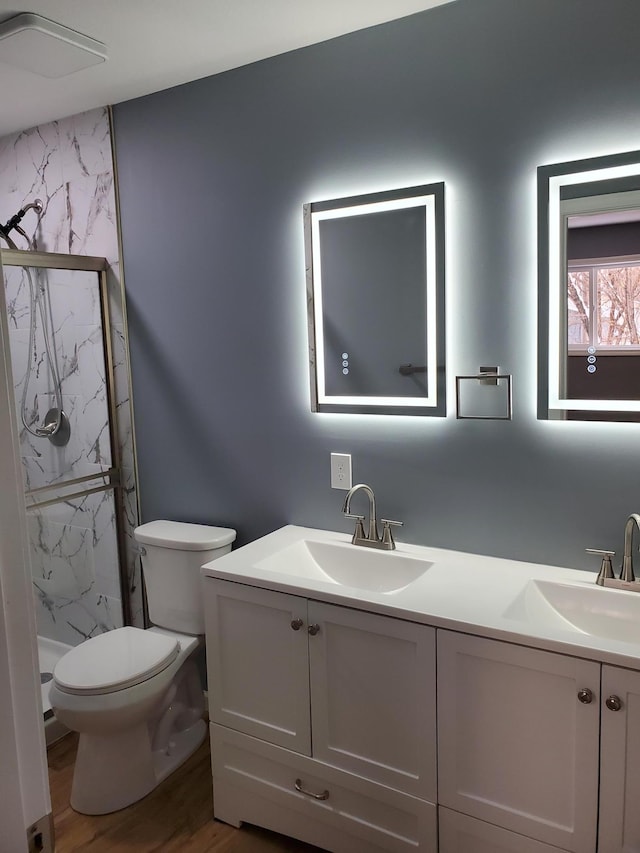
437, 630, 599, 853
599, 665, 640, 852
439, 807, 568, 853
204, 579, 311, 753
308, 600, 436, 800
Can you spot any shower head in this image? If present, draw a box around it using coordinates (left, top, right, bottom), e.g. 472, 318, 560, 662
0, 198, 43, 247
22, 199, 43, 215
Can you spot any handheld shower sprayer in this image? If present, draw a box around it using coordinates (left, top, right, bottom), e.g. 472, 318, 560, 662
0, 198, 69, 444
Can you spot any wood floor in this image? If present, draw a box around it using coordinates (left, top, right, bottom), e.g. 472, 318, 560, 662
48, 733, 323, 852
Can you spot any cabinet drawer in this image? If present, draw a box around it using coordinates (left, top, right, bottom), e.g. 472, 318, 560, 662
211, 723, 437, 853
439, 807, 570, 853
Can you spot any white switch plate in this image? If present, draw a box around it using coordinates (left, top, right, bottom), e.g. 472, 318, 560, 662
330, 453, 352, 490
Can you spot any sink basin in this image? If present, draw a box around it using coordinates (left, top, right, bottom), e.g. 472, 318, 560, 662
254, 538, 433, 593
504, 578, 640, 644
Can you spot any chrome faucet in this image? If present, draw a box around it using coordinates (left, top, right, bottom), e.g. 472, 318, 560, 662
587, 512, 640, 591
342, 483, 403, 550
621, 513, 640, 582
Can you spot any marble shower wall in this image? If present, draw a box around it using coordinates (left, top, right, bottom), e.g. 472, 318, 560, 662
0, 107, 143, 640
5, 265, 111, 486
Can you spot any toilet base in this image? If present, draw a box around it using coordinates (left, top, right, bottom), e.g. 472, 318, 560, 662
154, 717, 207, 786
70, 718, 207, 815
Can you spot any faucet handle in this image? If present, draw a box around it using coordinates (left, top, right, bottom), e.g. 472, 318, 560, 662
344, 512, 365, 521
380, 518, 403, 549
347, 516, 367, 546
585, 548, 616, 586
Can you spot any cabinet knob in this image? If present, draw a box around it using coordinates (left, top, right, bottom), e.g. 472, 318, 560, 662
577, 688, 593, 704
606, 695, 623, 712
308, 623, 320, 636
290, 618, 304, 631
294, 778, 329, 801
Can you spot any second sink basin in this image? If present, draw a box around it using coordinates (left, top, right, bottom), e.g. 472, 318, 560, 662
254, 538, 433, 593
504, 578, 640, 644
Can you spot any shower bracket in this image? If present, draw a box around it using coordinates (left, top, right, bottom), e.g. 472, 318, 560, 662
36, 407, 70, 446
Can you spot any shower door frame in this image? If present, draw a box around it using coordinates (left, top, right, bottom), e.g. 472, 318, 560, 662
0, 247, 52, 852
2, 248, 132, 627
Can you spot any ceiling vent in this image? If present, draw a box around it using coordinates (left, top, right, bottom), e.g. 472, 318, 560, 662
0, 13, 106, 78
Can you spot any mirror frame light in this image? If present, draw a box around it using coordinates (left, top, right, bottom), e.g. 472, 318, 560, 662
304, 182, 446, 416
538, 149, 640, 421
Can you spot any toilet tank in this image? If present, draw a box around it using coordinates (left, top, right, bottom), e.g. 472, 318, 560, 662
134, 520, 236, 634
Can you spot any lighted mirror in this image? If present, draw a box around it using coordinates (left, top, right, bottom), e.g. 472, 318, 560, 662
304, 183, 445, 416
538, 150, 640, 421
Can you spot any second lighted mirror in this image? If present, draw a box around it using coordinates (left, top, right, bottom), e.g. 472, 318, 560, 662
539, 150, 640, 421
304, 183, 445, 416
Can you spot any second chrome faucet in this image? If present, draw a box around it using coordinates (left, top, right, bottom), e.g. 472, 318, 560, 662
342, 483, 403, 551
588, 512, 640, 590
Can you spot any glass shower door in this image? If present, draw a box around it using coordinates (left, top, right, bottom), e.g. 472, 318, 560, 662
2, 249, 129, 646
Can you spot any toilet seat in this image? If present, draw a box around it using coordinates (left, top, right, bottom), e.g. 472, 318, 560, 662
53, 626, 179, 696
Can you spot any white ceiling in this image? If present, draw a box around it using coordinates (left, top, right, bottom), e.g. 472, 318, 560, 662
0, 0, 454, 138
569, 210, 640, 228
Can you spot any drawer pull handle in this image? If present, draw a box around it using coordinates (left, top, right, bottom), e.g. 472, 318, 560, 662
295, 778, 329, 801
308, 624, 320, 636
291, 618, 304, 631
577, 688, 593, 704
606, 695, 623, 712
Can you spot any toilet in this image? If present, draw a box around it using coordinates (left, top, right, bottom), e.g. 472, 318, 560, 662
49, 520, 236, 815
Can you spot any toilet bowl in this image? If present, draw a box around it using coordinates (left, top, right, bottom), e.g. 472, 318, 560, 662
50, 520, 236, 815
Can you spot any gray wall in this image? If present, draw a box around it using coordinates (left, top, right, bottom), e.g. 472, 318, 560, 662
112, 0, 640, 570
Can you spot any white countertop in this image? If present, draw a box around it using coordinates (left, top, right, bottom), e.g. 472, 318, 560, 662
201, 525, 640, 670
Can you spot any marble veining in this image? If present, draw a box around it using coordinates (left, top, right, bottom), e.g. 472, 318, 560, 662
28, 487, 123, 645
0, 107, 142, 642
10, 266, 111, 485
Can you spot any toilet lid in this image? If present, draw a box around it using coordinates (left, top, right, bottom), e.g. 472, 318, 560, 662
53, 626, 180, 695
134, 520, 236, 550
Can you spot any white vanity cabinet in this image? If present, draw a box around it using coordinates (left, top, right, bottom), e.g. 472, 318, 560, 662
437, 630, 600, 853
204, 577, 438, 852
200, 526, 640, 853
